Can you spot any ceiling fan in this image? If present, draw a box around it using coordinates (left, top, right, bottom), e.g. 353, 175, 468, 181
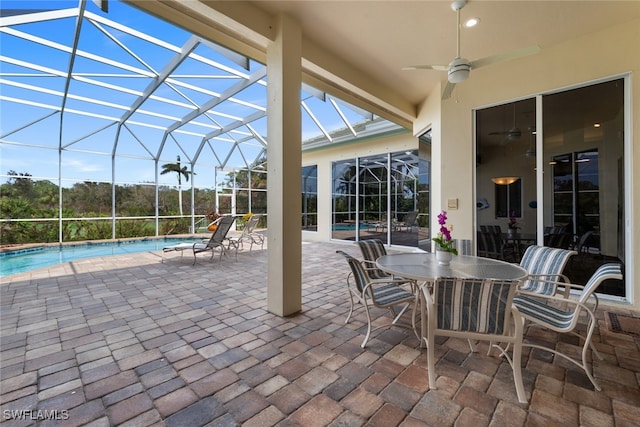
489, 103, 522, 142
524, 127, 536, 157
403, 0, 540, 99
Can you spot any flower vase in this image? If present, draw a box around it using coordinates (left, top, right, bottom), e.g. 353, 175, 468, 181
435, 249, 453, 266
508, 228, 516, 237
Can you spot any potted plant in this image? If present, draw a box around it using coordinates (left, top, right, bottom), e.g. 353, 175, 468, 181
432, 210, 458, 265
206, 209, 222, 232
507, 209, 519, 237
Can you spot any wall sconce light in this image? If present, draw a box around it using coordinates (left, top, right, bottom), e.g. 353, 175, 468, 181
491, 176, 519, 185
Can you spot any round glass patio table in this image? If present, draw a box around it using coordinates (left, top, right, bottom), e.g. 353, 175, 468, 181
376, 253, 528, 348
375, 253, 528, 282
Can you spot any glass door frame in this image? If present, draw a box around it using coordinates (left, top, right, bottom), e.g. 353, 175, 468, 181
474, 74, 632, 304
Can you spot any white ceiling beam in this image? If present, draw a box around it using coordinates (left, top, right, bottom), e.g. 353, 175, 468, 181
119, 35, 200, 123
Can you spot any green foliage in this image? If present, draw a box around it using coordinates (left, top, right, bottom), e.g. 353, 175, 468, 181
116, 220, 154, 239
1, 197, 34, 219
223, 156, 267, 190
0, 171, 219, 245
69, 220, 113, 241
160, 218, 190, 235
160, 155, 194, 185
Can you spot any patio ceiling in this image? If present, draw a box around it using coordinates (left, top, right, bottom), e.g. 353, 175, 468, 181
0, 0, 402, 184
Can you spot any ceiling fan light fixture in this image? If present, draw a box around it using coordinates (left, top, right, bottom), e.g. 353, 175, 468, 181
464, 17, 479, 28
448, 57, 470, 83
491, 176, 519, 185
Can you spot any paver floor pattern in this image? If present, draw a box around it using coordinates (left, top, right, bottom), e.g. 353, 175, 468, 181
1, 240, 639, 426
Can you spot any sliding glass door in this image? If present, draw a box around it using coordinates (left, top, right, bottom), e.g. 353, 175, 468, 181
476, 98, 537, 263
475, 78, 625, 296
542, 79, 625, 295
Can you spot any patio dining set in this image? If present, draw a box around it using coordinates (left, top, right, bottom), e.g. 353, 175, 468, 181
337, 239, 623, 404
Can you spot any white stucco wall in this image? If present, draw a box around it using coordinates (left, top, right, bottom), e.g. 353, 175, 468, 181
302, 131, 418, 242
415, 18, 639, 308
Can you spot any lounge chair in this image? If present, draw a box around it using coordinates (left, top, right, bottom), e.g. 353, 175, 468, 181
162, 215, 235, 264
226, 214, 264, 255
396, 210, 419, 232
374, 214, 389, 232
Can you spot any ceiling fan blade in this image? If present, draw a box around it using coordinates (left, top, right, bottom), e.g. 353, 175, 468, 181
402, 64, 449, 71
489, 129, 521, 138
470, 45, 540, 70
442, 81, 456, 100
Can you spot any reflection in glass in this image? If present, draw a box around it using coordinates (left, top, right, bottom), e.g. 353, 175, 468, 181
331, 150, 427, 249
476, 80, 625, 294
476, 98, 537, 261
544, 79, 624, 294
302, 165, 318, 231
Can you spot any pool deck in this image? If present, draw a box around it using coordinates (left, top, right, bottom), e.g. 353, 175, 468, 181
1, 237, 639, 426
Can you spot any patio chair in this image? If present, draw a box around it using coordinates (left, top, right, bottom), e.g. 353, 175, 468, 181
477, 231, 516, 261
513, 263, 623, 390
574, 230, 601, 256
356, 239, 414, 285
518, 245, 577, 297
374, 214, 389, 232
480, 225, 503, 234
544, 232, 573, 249
162, 215, 236, 264
454, 238, 472, 256
336, 250, 417, 348
420, 277, 527, 403
396, 210, 419, 232
226, 214, 264, 255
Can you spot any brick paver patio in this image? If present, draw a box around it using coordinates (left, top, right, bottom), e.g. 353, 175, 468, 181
1, 239, 639, 426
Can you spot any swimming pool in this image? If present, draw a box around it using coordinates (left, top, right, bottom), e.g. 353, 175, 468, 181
0, 238, 196, 277
332, 222, 375, 231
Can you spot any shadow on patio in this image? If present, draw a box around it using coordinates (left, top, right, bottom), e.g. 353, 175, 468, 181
1, 240, 639, 426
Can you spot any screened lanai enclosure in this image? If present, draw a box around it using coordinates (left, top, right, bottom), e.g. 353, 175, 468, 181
0, 0, 404, 245
331, 146, 431, 251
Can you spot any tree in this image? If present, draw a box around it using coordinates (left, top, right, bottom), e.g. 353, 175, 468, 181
160, 155, 194, 216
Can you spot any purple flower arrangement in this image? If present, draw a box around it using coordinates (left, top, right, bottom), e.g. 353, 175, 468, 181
508, 209, 519, 229
432, 210, 458, 255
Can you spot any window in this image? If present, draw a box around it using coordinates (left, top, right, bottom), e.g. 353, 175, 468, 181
551, 149, 600, 235
542, 79, 625, 295
476, 80, 625, 296
302, 165, 318, 231
331, 151, 424, 247
494, 179, 522, 219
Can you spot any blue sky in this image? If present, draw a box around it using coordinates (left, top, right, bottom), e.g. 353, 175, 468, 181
1, 0, 381, 188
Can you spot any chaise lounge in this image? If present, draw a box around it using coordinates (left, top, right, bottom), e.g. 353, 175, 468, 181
162, 215, 236, 264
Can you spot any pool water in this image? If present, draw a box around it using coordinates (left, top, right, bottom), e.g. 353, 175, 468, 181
332, 222, 375, 231
0, 238, 196, 277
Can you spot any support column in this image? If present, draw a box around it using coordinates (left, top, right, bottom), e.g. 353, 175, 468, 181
266, 14, 302, 316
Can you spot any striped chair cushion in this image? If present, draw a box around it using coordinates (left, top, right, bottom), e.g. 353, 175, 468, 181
346, 254, 413, 304
512, 294, 574, 330
435, 277, 515, 334
455, 239, 472, 256
515, 263, 623, 332
519, 245, 576, 294
347, 254, 369, 294
578, 263, 623, 304
583, 263, 623, 289
357, 239, 391, 279
370, 283, 415, 306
